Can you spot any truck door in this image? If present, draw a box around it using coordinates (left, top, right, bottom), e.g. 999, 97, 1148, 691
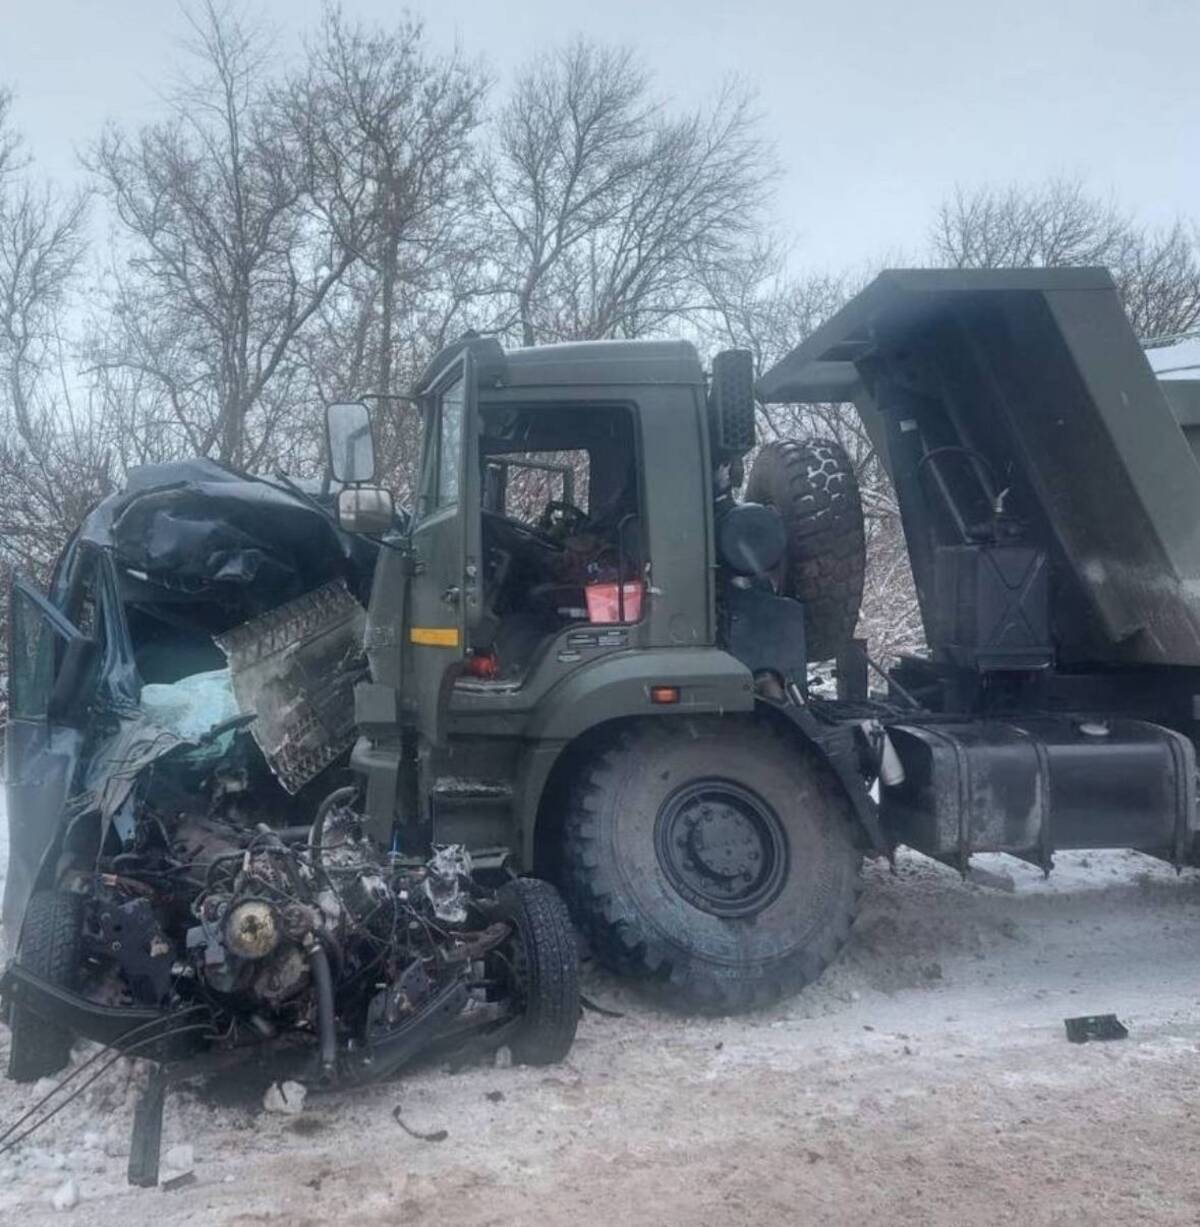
406, 348, 480, 747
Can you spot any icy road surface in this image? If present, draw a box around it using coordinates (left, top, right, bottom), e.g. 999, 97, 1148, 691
2, 788, 1200, 1224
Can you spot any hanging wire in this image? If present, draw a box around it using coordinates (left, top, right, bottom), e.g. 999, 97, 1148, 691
0, 1012, 218, 1155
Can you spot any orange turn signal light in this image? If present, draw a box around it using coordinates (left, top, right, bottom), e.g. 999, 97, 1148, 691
649, 685, 680, 705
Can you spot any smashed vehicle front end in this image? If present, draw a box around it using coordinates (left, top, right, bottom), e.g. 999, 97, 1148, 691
2, 458, 577, 1178
3, 458, 376, 938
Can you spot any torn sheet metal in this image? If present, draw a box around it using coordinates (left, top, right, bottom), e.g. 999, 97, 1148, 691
217, 580, 368, 793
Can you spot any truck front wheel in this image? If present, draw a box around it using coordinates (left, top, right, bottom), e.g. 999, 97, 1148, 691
561, 718, 861, 1013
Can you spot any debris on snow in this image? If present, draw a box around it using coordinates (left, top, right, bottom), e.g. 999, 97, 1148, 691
263, 1081, 308, 1115
162, 1143, 194, 1174
494, 1045, 513, 1070
392, 1105, 448, 1143
1064, 1013, 1129, 1043
49, 1178, 79, 1211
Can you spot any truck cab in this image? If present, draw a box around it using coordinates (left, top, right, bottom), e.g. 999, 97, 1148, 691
332, 334, 865, 1013
346, 337, 756, 863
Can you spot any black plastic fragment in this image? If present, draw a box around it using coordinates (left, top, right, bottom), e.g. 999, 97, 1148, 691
1064, 1014, 1128, 1044
128, 1066, 166, 1187
579, 993, 624, 1019
392, 1104, 448, 1143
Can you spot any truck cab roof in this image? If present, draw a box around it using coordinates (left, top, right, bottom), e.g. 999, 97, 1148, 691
417, 335, 705, 396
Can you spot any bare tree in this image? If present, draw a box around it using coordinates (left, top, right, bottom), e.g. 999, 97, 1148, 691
86, 1, 358, 470
487, 41, 775, 346
0, 87, 103, 727
932, 179, 1200, 339
293, 7, 488, 405
0, 87, 98, 561
0, 91, 89, 449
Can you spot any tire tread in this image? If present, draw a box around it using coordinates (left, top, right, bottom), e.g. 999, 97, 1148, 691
8, 890, 84, 1082
746, 438, 866, 660
562, 720, 861, 1014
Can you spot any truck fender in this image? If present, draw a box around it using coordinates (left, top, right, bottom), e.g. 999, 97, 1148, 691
513, 649, 756, 868
755, 696, 890, 858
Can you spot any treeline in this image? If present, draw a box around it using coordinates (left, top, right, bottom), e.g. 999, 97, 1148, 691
2, 0, 1199, 717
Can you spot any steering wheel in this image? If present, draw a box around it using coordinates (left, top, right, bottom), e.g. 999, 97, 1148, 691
537, 499, 590, 536
482, 509, 563, 552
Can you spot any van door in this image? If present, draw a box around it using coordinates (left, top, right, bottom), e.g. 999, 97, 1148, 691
3, 578, 91, 935
405, 348, 480, 747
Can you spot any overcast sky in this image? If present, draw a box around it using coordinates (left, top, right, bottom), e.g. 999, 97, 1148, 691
1, 0, 1196, 272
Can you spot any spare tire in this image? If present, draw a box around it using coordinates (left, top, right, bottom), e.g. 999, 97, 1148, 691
745, 438, 865, 660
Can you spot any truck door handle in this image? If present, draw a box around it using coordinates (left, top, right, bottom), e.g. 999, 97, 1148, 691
441, 586, 461, 606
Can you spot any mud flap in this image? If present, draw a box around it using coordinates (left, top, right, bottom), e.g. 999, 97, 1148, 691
216, 580, 368, 793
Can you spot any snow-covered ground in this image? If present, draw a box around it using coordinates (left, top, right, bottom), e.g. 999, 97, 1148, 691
3, 792, 1200, 1224
0, 789, 8, 947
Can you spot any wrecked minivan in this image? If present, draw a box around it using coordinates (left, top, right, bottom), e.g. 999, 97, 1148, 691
1, 458, 578, 1178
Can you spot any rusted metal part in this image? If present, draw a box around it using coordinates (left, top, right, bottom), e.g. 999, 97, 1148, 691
445, 921, 512, 962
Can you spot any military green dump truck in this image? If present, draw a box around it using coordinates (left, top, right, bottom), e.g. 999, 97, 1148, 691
325, 266, 1200, 1012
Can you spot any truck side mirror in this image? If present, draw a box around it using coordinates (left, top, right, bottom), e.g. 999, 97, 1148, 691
325, 401, 376, 484
337, 486, 395, 535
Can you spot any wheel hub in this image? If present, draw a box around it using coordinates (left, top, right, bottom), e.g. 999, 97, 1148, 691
655, 779, 788, 917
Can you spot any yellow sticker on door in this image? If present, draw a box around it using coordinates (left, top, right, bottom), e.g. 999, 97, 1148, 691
410, 627, 460, 647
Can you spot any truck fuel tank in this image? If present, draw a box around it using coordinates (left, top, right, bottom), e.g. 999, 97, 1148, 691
879, 716, 1197, 868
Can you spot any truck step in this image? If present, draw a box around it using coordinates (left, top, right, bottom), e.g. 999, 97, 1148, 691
431, 778, 514, 808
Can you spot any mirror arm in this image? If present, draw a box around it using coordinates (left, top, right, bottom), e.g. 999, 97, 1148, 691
272, 471, 340, 527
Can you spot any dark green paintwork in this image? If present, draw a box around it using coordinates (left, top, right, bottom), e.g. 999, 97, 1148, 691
757, 267, 1200, 668
352, 338, 755, 867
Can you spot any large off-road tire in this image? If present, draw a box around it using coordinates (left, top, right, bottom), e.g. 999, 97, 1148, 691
562, 718, 861, 1014
494, 878, 579, 1065
745, 438, 866, 660
8, 890, 84, 1082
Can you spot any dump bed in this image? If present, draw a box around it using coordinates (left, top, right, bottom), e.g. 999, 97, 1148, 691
758, 268, 1200, 667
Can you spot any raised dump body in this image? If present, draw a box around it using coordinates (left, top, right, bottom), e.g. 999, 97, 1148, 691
758, 268, 1200, 668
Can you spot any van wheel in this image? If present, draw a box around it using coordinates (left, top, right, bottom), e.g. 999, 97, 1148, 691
493, 878, 579, 1064
8, 890, 84, 1082
562, 718, 861, 1014
746, 438, 865, 660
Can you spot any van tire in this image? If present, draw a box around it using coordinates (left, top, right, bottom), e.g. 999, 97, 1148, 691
494, 878, 579, 1065
8, 890, 84, 1082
